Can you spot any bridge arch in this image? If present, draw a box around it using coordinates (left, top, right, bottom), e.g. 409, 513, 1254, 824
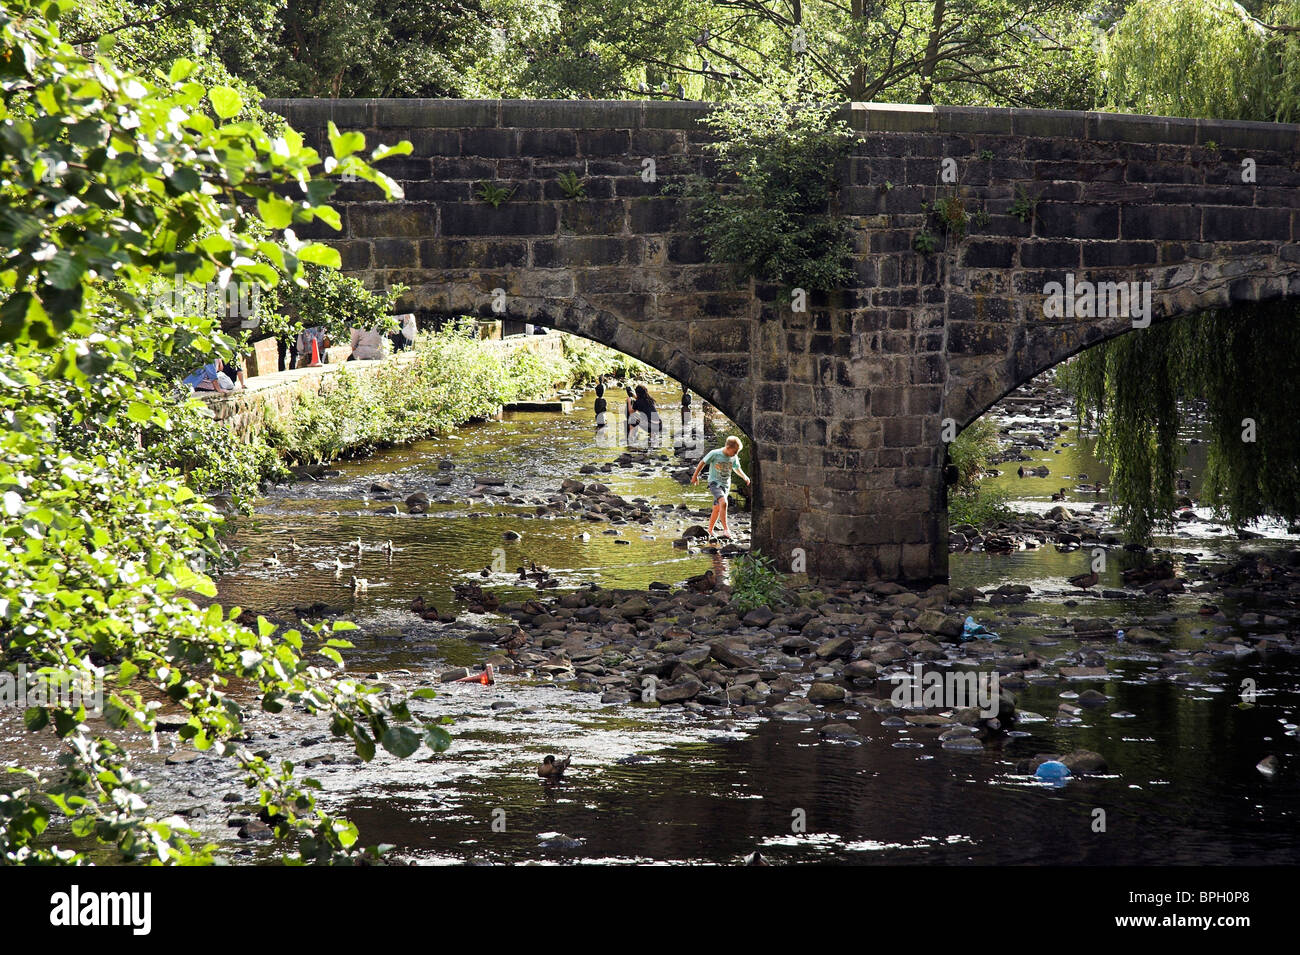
418, 292, 754, 436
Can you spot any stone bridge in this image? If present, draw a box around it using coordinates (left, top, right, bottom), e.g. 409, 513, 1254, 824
266, 98, 1300, 583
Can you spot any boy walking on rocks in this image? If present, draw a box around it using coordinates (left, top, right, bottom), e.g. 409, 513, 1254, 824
690, 435, 750, 539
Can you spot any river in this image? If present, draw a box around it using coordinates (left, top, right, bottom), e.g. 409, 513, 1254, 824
177, 378, 1300, 865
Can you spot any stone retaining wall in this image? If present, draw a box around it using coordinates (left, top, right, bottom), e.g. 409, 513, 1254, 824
203, 331, 568, 443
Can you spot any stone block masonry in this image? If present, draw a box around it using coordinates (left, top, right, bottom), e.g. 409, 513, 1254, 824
265, 97, 1300, 583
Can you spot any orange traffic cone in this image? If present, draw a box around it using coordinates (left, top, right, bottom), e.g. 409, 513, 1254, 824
454, 663, 495, 686
307, 335, 323, 367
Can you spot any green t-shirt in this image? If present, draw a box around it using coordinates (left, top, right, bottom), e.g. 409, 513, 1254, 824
702, 448, 738, 488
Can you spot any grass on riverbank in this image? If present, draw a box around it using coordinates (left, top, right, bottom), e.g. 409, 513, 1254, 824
160, 322, 660, 507
948, 417, 1019, 528
263, 323, 656, 467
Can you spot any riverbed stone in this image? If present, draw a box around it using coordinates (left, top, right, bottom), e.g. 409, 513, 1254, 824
807, 681, 847, 703
814, 636, 854, 660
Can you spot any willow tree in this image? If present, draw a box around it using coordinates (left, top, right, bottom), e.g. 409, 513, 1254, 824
1070, 0, 1300, 543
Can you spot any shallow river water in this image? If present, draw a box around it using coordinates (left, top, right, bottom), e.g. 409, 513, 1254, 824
193, 381, 1300, 865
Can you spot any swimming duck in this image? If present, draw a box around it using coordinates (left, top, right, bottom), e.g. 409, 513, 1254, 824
1051, 488, 1068, 502
334, 556, 344, 578
263, 552, 282, 567
351, 576, 368, 595
1067, 571, 1098, 589
384, 540, 394, 558
537, 754, 570, 782
354, 537, 364, 555
410, 595, 426, 614
288, 537, 302, 552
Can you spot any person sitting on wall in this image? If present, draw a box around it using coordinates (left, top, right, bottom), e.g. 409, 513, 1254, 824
182, 358, 232, 394
347, 326, 390, 362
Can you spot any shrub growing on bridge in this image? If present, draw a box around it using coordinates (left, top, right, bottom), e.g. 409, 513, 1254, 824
682, 95, 859, 293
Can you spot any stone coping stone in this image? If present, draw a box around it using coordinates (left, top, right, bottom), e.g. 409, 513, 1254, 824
263, 99, 1300, 150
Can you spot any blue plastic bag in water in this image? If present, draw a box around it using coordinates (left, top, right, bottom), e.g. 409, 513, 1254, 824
961, 616, 999, 641
1035, 760, 1072, 782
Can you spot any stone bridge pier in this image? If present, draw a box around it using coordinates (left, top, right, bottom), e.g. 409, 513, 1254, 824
268, 97, 1300, 582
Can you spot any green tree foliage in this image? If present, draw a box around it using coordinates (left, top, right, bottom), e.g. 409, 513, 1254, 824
946, 418, 1013, 527
260, 265, 405, 345
510, 0, 1104, 107
1100, 0, 1274, 120
62, 0, 1106, 106
729, 551, 787, 610
0, 1, 447, 864
682, 94, 859, 292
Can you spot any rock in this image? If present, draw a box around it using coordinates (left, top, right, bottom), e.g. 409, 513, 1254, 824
1257, 755, 1279, 777
437, 460, 455, 470
807, 682, 847, 703
615, 595, 651, 618
476, 476, 506, 486
560, 478, 586, 493
369, 481, 395, 494
503, 530, 522, 541
655, 679, 702, 703
682, 525, 709, 539
439, 667, 469, 682
913, 609, 964, 639
1125, 627, 1171, 648
1047, 505, 1073, 521
742, 607, 775, 627
709, 643, 752, 669
405, 492, 430, 507
819, 722, 858, 739
238, 820, 274, 840
814, 636, 854, 660
1061, 749, 1109, 774
904, 713, 952, 727
1060, 666, 1108, 678
843, 659, 878, 680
